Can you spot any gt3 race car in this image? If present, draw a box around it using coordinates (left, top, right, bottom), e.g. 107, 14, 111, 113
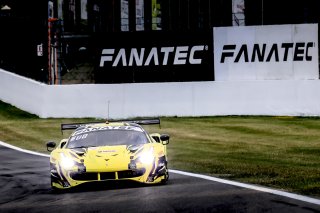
46, 118, 170, 190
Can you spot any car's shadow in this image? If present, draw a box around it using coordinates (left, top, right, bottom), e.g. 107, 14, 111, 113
49, 180, 169, 194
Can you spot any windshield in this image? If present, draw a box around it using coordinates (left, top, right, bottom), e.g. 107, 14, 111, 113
66, 129, 148, 149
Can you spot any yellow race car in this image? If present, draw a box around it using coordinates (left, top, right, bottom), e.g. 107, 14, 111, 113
46, 118, 170, 190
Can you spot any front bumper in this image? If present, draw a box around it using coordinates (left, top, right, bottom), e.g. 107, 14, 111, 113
50, 156, 168, 189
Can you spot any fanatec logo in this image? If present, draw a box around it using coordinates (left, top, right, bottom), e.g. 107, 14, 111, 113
220, 42, 315, 63
99, 45, 207, 67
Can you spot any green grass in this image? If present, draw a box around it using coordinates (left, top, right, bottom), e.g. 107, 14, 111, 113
1, 101, 320, 198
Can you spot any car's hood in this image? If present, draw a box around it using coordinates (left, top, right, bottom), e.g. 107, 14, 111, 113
67, 144, 150, 172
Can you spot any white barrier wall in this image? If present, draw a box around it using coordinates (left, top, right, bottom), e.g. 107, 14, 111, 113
2, 68, 320, 118
0, 69, 46, 116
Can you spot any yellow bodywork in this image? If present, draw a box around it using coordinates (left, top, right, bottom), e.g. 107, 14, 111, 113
49, 122, 169, 189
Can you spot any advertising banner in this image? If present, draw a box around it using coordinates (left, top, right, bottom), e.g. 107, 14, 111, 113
214, 24, 319, 81
94, 31, 213, 83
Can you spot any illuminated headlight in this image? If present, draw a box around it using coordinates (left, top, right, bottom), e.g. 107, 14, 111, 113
60, 153, 75, 170
139, 148, 154, 165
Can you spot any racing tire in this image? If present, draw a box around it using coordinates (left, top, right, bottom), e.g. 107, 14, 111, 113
160, 170, 169, 184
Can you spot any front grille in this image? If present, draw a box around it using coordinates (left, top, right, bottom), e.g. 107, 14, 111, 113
70, 169, 145, 181
70, 172, 98, 181
100, 172, 116, 180
118, 169, 145, 179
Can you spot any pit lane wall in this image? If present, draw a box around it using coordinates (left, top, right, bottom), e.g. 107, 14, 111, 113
2, 68, 320, 118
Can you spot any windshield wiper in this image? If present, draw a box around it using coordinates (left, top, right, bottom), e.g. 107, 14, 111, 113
70, 145, 97, 149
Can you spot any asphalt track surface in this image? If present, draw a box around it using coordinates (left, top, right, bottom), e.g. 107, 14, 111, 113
0, 144, 320, 213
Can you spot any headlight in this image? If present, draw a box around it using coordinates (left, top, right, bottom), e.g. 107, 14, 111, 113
139, 148, 154, 165
60, 153, 75, 170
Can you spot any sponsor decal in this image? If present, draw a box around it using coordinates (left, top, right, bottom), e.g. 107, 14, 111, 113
99, 45, 207, 67
69, 133, 88, 142
72, 126, 143, 136
220, 42, 315, 63
214, 24, 319, 81
94, 31, 213, 83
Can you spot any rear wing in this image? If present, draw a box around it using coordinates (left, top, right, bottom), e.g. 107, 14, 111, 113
61, 118, 161, 134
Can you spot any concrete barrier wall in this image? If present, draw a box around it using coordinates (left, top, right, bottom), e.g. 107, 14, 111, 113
0, 69, 46, 116
1, 68, 320, 119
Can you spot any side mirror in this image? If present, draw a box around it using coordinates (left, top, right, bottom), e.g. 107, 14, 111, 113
46, 141, 56, 152
160, 134, 170, 145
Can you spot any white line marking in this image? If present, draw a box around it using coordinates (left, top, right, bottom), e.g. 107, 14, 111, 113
169, 169, 320, 206
1, 140, 320, 206
0, 141, 50, 158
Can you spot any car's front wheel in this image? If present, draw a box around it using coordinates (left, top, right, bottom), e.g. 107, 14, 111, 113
160, 168, 169, 184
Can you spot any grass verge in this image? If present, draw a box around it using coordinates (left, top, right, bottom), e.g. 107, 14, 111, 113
1, 101, 320, 198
